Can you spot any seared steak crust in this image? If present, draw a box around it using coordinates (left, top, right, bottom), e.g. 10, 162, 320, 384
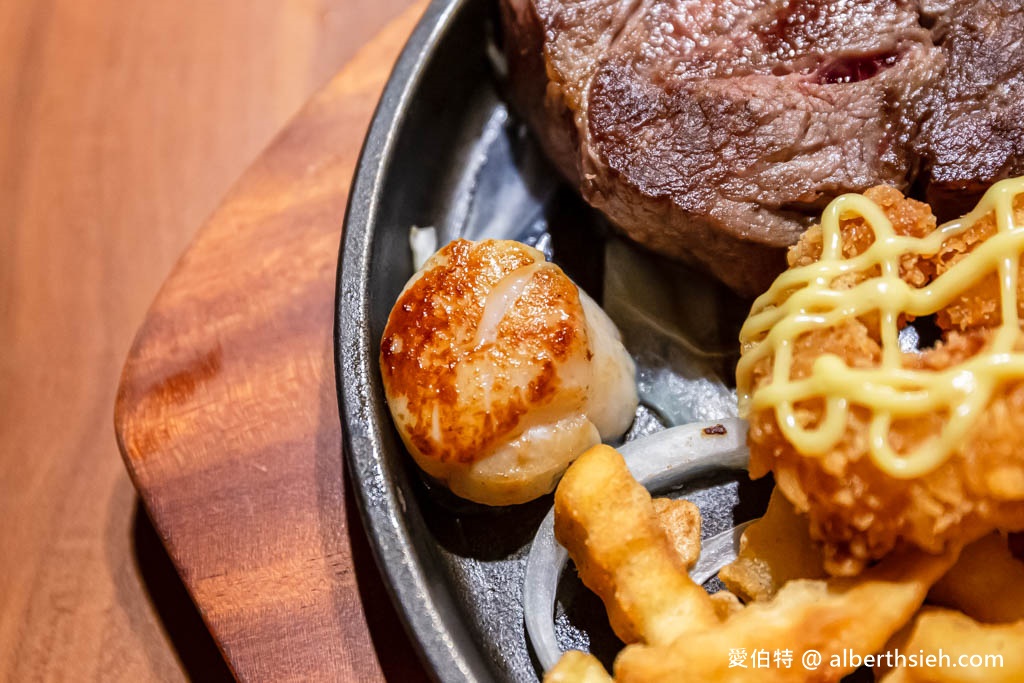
502, 0, 1024, 295
914, 0, 1024, 219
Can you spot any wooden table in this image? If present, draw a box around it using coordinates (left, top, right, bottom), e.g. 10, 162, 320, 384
0, 1, 424, 679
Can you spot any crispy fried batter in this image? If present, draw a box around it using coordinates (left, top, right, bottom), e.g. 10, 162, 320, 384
719, 488, 826, 603
747, 187, 1024, 574
878, 609, 1024, 683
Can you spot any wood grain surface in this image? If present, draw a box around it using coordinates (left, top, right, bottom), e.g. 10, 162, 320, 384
0, 1, 419, 680
113, 3, 435, 681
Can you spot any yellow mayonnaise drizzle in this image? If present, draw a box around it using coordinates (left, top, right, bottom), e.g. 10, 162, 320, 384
737, 177, 1024, 479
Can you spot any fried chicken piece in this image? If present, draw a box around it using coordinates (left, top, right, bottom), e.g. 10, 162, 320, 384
744, 186, 1024, 575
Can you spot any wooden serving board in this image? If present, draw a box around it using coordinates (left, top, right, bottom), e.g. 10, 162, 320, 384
114, 4, 431, 680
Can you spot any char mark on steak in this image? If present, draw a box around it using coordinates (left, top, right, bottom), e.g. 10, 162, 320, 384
913, 0, 1024, 220
502, 0, 1024, 295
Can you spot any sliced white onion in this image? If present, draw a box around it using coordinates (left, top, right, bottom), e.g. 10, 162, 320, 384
616, 416, 749, 483
524, 513, 564, 673
524, 417, 753, 673
409, 225, 438, 271
690, 519, 754, 586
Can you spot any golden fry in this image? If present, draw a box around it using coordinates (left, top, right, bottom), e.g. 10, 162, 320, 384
545, 652, 613, 683
929, 533, 1024, 623
709, 590, 743, 620
652, 497, 701, 569
614, 548, 956, 682
878, 609, 1024, 683
719, 488, 825, 602
554, 445, 718, 646
552, 445, 959, 682
654, 495, 741, 620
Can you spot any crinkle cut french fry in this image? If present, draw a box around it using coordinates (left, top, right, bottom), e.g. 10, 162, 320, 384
878, 609, 1024, 683
652, 497, 701, 569
709, 590, 743, 620
554, 445, 719, 646
611, 546, 956, 682
653, 498, 744, 619
553, 445, 958, 683
929, 533, 1024, 624
544, 651, 613, 683
719, 487, 826, 603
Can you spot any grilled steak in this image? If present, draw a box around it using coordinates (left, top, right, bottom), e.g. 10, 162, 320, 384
914, 0, 1024, 219
501, 0, 1024, 294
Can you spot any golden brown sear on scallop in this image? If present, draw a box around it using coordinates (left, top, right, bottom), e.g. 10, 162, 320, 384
380, 239, 637, 506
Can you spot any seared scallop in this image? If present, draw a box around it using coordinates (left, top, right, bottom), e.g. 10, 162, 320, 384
380, 239, 637, 505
